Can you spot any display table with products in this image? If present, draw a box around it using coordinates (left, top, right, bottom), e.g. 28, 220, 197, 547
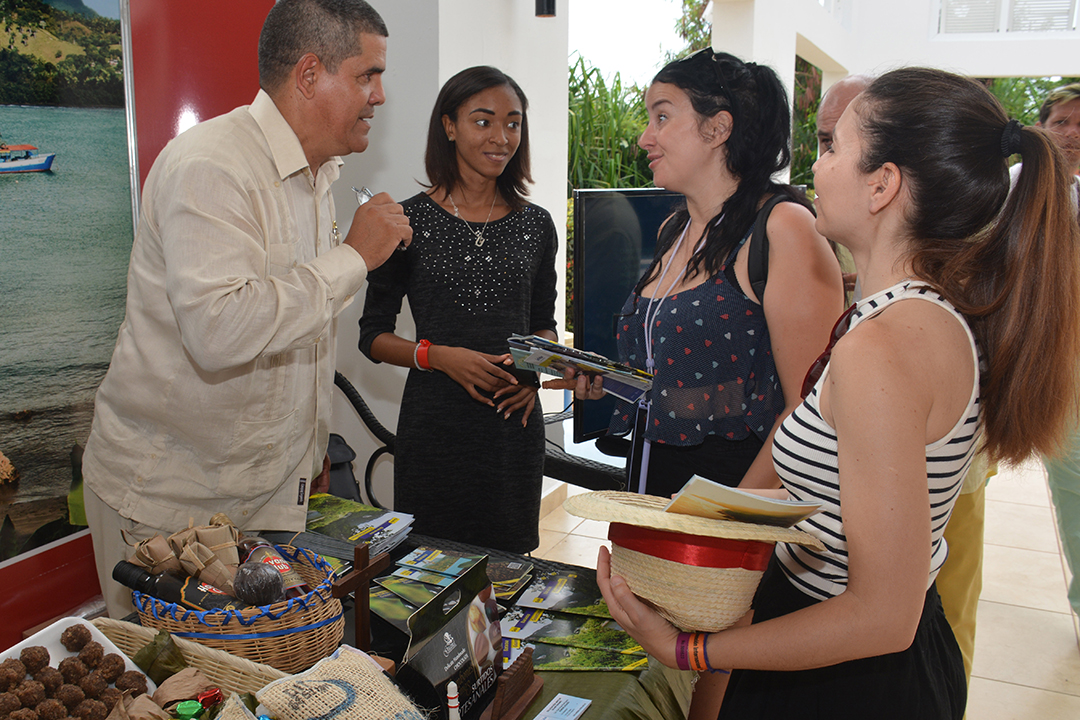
361, 534, 695, 720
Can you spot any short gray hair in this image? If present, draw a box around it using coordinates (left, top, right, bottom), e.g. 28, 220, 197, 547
258, 0, 387, 93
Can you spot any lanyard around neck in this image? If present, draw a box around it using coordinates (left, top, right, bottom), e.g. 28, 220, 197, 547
642, 218, 718, 371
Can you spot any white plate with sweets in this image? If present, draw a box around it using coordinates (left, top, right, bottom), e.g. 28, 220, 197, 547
0, 617, 156, 717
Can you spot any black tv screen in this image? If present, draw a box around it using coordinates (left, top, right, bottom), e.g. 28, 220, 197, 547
571, 188, 684, 442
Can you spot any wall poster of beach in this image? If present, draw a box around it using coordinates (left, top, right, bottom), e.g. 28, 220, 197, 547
0, 0, 130, 562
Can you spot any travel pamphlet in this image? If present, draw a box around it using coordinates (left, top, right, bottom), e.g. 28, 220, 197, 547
493, 573, 533, 600
304, 494, 414, 556
665, 476, 823, 527
375, 576, 440, 607
486, 559, 533, 584
501, 638, 649, 672
369, 586, 418, 634
515, 568, 611, 618
396, 546, 484, 577
501, 607, 644, 656
507, 334, 653, 404
390, 566, 456, 587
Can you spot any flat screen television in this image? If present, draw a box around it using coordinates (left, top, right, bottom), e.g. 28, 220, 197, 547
571, 188, 684, 443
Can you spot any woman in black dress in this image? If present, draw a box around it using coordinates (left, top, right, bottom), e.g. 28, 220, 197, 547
359, 66, 558, 553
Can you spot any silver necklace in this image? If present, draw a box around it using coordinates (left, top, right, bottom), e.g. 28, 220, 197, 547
448, 190, 498, 247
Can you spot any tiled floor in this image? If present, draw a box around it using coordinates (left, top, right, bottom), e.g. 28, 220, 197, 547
534, 459, 1080, 719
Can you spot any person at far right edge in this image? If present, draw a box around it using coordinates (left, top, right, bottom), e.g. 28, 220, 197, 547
596, 68, 1080, 720
1029, 83, 1080, 627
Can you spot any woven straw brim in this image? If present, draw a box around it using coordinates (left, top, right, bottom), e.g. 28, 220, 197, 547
564, 491, 825, 551
611, 545, 761, 632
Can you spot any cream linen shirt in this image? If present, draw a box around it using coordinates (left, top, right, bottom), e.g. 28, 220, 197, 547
83, 90, 367, 533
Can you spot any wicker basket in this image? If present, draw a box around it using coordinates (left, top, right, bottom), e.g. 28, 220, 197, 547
92, 617, 286, 696
131, 545, 344, 674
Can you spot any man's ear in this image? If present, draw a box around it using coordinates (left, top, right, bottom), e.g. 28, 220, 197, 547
1035, 120, 1045, 130
293, 53, 321, 100
867, 161, 903, 214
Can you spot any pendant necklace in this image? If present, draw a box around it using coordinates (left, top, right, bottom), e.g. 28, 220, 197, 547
448, 189, 498, 247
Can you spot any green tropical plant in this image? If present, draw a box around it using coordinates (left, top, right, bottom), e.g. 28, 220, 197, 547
567, 55, 651, 194
979, 76, 1080, 125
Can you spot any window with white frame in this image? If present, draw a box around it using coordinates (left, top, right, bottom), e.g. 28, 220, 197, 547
939, 0, 1078, 32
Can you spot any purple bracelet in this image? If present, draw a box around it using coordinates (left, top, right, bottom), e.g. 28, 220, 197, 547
675, 632, 692, 671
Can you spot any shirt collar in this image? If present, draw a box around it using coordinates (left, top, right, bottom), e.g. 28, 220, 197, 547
249, 89, 343, 182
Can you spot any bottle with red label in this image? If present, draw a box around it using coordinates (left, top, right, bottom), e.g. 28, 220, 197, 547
237, 536, 312, 598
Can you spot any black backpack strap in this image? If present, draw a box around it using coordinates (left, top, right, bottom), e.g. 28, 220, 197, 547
748, 194, 795, 302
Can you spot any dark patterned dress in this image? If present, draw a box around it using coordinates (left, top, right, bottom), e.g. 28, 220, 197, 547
607, 225, 784, 497
359, 192, 558, 553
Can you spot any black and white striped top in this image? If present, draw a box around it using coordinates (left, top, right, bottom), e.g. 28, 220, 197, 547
773, 281, 981, 601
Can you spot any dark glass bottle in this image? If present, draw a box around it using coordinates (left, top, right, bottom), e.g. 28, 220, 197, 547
112, 561, 251, 612
236, 536, 312, 598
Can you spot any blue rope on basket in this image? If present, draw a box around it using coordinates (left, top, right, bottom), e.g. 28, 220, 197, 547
131, 543, 345, 673
132, 545, 340, 627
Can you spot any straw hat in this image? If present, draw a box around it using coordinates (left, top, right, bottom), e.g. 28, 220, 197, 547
565, 491, 825, 632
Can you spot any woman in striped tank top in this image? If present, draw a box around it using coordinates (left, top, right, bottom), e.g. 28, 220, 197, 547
596, 68, 1080, 719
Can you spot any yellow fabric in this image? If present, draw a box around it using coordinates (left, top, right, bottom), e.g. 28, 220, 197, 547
937, 477, 988, 687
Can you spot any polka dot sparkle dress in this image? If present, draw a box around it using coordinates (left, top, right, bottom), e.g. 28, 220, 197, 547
359, 192, 558, 553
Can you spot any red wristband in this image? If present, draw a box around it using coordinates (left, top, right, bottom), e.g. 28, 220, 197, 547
416, 339, 432, 371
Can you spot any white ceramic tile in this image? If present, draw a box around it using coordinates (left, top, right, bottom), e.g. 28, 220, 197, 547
980, 544, 1072, 614
971, 600, 1080, 695
967, 676, 1080, 720
986, 460, 1051, 507
533, 530, 568, 559
984, 498, 1061, 554
537, 534, 608, 570
572, 519, 610, 540
538, 505, 584, 534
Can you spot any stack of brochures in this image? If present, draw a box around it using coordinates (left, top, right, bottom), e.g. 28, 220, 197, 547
369, 546, 534, 630
304, 493, 414, 557
507, 334, 653, 404
501, 567, 648, 671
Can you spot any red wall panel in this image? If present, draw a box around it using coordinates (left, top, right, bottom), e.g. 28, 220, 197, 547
130, 0, 276, 188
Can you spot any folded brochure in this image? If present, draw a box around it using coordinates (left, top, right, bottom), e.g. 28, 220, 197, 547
665, 475, 822, 527
396, 546, 484, 577
515, 568, 610, 618
508, 334, 652, 404
501, 607, 643, 655
502, 638, 648, 672
304, 493, 413, 556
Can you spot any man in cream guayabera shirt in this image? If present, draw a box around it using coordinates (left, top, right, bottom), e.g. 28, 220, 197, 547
82, 0, 412, 618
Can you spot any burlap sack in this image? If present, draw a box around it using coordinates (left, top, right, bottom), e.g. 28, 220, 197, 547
178, 541, 237, 595
128, 534, 183, 576
257, 648, 425, 720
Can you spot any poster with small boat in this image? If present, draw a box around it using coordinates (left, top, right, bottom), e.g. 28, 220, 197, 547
1, 0, 131, 565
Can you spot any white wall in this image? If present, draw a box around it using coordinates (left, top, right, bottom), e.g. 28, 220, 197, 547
331, 0, 569, 509
713, 0, 1080, 90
